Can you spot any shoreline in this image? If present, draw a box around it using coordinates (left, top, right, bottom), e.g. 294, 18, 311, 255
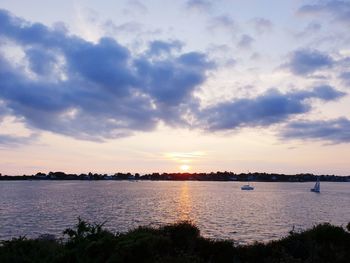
1, 171, 349, 182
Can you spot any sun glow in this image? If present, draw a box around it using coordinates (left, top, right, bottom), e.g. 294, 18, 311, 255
180, 164, 190, 172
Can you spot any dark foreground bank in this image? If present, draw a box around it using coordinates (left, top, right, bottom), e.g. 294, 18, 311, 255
1, 220, 349, 263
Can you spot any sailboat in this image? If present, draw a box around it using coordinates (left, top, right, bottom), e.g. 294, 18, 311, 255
310, 177, 320, 193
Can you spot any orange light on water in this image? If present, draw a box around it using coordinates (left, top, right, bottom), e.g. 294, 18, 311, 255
177, 182, 192, 221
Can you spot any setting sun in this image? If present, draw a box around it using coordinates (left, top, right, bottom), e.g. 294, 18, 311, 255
180, 164, 190, 172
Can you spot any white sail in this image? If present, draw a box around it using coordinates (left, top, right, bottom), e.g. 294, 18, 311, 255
310, 178, 320, 193
315, 181, 320, 191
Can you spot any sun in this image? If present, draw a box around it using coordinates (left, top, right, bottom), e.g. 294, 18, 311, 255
179, 164, 190, 172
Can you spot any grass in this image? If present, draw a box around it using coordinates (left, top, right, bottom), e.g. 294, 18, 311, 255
0, 219, 349, 263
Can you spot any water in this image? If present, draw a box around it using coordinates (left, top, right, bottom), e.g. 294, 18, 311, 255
0, 181, 349, 244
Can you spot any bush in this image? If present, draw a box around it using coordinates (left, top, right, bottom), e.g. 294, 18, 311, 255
0, 220, 349, 263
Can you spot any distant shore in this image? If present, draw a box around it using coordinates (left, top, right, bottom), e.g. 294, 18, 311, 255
1, 219, 349, 262
1, 171, 349, 182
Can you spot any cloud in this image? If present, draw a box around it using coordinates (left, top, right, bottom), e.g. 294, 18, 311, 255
25, 47, 59, 76
298, 0, 350, 25
198, 86, 345, 131
146, 40, 183, 56
284, 49, 334, 75
0, 8, 348, 145
237, 34, 254, 49
104, 20, 143, 35
340, 72, 350, 86
165, 151, 206, 163
250, 17, 273, 34
305, 85, 346, 100
281, 118, 350, 143
0, 101, 9, 121
186, 0, 212, 12
0, 134, 37, 147
295, 22, 322, 38
0, 9, 212, 141
207, 15, 237, 35
0, 101, 38, 145
124, 0, 148, 15
135, 52, 213, 106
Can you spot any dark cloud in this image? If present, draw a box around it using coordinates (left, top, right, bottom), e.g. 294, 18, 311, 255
281, 118, 350, 143
198, 86, 345, 131
237, 34, 254, 49
26, 47, 58, 76
300, 85, 346, 100
0, 101, 10, 120
0, 9, 212, 141
298, 0, 350, 25
135, 52, 213, 106
0, 9, 348, 145
284, 49, 334, 75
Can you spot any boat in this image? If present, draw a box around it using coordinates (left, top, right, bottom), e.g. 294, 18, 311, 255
241, 184, 254, 190
310, 177, 320, 193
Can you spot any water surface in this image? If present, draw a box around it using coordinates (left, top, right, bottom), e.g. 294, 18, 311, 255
0, 181, 349, 243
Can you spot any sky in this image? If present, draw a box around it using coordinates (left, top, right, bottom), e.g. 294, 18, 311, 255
0, 0, 350, 175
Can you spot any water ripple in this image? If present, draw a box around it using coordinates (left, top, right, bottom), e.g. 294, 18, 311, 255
0, 181, 349, 243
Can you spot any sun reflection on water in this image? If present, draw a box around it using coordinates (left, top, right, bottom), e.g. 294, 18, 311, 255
177, 182, 193, 222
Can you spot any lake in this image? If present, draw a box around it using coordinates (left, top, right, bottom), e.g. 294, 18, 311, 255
0, 181, 349, 243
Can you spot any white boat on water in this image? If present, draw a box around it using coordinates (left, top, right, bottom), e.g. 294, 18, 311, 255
241, 184, 254, 190
310, 178, 320, 193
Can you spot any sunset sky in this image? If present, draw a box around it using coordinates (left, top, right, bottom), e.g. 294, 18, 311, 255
0, 0, 350, 175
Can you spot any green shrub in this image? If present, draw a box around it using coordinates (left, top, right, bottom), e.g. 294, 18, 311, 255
0, 220, 349, 263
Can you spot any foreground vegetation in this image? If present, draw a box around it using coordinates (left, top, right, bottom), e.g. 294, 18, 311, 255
1, 220, 349, 263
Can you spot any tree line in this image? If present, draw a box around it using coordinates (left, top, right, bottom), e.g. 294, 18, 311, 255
0, 171, 349, 182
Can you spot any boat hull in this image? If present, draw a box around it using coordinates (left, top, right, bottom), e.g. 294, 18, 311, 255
241, 186, 254, 190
